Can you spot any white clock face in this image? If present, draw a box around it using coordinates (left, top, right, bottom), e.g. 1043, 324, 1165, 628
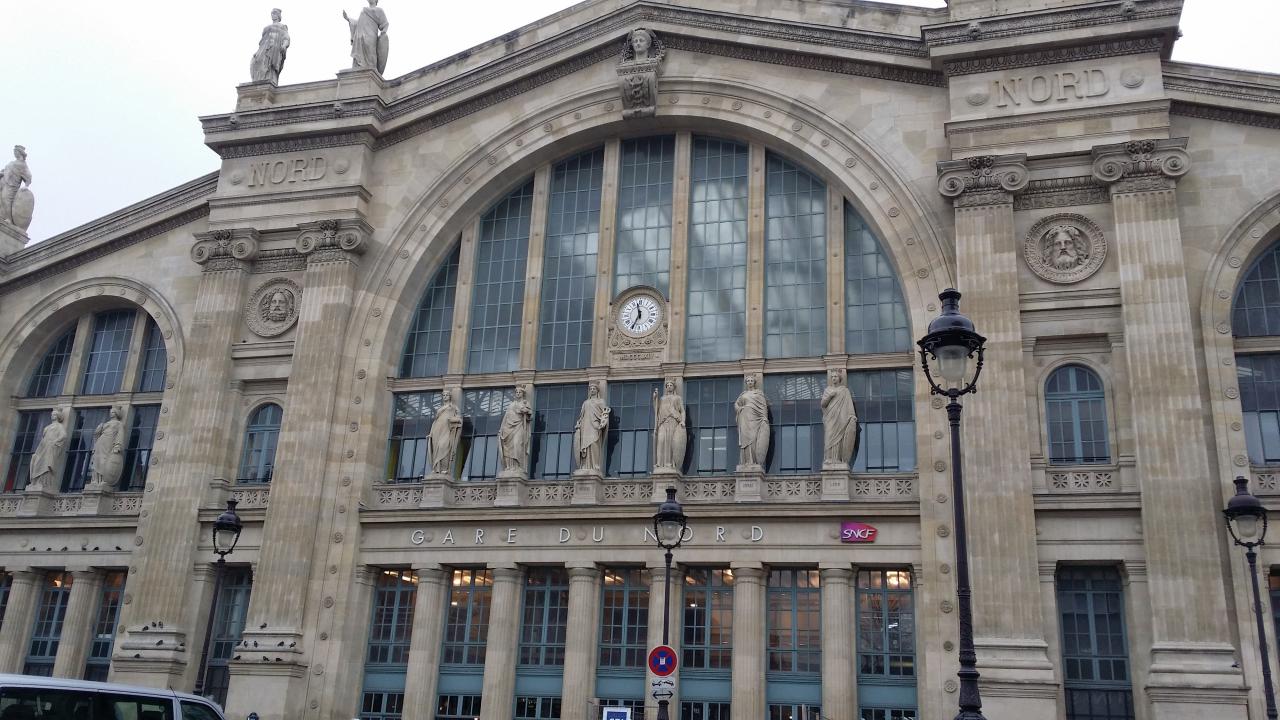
620, 295, 661, 335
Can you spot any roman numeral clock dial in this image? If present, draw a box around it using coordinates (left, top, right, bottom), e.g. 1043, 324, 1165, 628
618, 293, 662, 337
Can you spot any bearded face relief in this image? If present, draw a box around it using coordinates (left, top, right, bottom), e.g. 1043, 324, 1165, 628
246, 279, 303, 337
1023, 214, 1107, 285
1043, 225, 1088, 271
264, 289, 293, 323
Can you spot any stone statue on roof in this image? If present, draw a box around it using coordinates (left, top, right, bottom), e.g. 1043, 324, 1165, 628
249, 8, 291, 84
343, 0, 390, 75
0, 145, 34, 233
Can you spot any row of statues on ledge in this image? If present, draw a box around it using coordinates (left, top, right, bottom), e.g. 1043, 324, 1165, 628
426, 372, 860, 481
28, 407, 126, 494
248, 2, 389, 85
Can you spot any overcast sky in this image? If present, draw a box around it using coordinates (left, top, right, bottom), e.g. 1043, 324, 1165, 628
3, 0, 1276, 243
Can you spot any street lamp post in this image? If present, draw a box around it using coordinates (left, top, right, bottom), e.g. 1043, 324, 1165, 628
1223, 475, 1280, 720
917, 288, 987, 720
195, 500, 243, 699
651, 486, 688, 720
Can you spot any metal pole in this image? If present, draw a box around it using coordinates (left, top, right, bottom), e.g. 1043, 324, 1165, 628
948, 395, 985, 720
657, 548, 673, 720
1246, 546, 1280, 719
194, 556, 225, 699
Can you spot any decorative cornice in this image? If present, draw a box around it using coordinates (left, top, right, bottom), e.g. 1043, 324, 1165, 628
924, 0, 1181, 47
943, 36, 1164, 76
191, 228, 260, 271
1164, 73, 1280, 107
663, 35, 944, 88
1091, 138, 1190, 191
1170, 101, 1280, 131
218, 132, 375, 161
937, 154, 1029, 205
1015, 177, 1111, 211
253, 248, 307, 274
296, 218, 371, 263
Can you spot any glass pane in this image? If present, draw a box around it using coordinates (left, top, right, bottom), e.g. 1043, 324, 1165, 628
616, 136, 675, 295
136, 316, 168, 392
764, 153, 826, 358
443, 569, 492, 666
1045, 366, 1110, 465
1055, 566, 1135, 720
685, 378, 738, 475
1234, 243, 1280, 337
682, 567, 734, 670
5, 410, 50, 493
81, 310, 136, 395
63, 408, 109, 493
845, 202, 910, 354
848, 369, 915, 472
607, 380, 662, 478
764, 374, 824, 475
539, 148, 604, 370
468, 180, 534, 374
25, 326, 76, 398
386, 393, 439, 483
239, 404, 284, 484
686, 137, 748, 362
599, 567, 650, 668
519, 568, 569, 667
460, 389, 513, 482
199, 567, 252, 707
401, 244, 460, 378
766, 569, 821, 675
119, 405, 160, 491
366, 569, 417, 667
84, 571, 126, 681
532, 384, 587, 479
25, 572, 72, 676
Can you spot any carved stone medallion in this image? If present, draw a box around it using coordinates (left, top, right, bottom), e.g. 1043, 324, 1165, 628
1023, 214, 1106, 284
245, 278, 302, 337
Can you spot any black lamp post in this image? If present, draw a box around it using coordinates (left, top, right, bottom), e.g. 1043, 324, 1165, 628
651, 487, 687, 720
918, 288, 987, 720
195, 500, 243, 698
1223, 475, 1279, 719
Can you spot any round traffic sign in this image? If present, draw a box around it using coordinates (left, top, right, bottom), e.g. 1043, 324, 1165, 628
648, 645, 678, 676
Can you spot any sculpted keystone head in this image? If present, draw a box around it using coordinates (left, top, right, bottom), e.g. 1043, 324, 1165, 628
629, 29, 654, 59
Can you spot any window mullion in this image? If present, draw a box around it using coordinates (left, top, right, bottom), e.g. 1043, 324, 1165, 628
60, 315, 95, 396
447, 221, 480, 375
827, 189, 846, 356
1071, 399, 1086, 464
518, 167, 553, 371
119, 311, 149, 395
668, 131, 693, 360
590, 140, 622, 367
746, 142, 766, 360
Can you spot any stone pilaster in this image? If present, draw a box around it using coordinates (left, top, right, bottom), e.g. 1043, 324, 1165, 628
404, 566, 449, 720
1092, 139, 1248, 717
479, 565, 522, 720
645, 561, 680, 720
936, 155, 1057, 716
666, 132, 693, 360
114, 229, 258, 687
563, 563, 602, 720
53, 570, 103, 678
230, 219, 370, 720
591, 141, 622, 367
0, 570, 41, 673
745, 144, 766, 359
518, 168, 552, 370
729, 563, 765, 717
819, 567, 855, 720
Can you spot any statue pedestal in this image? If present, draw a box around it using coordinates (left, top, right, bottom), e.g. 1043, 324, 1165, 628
0, 222, 28, 256
650, 469, 683, 502
18, 482, 56, 517
734, 466, 765, 502
79, 483, 109, 516
821, 466, 851, 502
571, 470, 603, 506
420, 474, 455, 508
494, 470, 528, 507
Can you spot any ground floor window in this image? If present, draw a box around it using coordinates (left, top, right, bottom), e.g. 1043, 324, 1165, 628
196, 567, 252, 706
359, 692, 404, 720
25, 572, 72, 676
681, 701, 731, 720
1057, 566, 1134, 720
514, 696, 561, 720
84, 571, 125, 681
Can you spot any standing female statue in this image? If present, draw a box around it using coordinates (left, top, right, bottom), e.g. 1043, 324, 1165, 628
573, 383, 611, 473
427, 388, 463, 477
821, 370, 859, 468
343, 0, 390, 75
734, 375, 770, 469
249, 8, 290, 84
90, 406, 125, 489
499, 385, 533, 476
652, 380, 686, 474
28, 408, 67, 490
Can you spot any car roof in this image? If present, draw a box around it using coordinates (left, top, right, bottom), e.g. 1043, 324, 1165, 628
0, 674, 218, 706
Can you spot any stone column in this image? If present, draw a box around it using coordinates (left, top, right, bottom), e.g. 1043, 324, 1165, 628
826, 186, 847, 356
404, 566, 449, 720
936, 156, 1056, 716
590, 141, 622, 367
819, 567, 855, 720
729, 563, 765, 717
666, 132, 693, 360
447, 222, 479, 375
53, 569, 103, 678
113, 229, 258, 687
479, 565, 522, 720
0, 570, 41, 673
230, 219, 371, 720
644, 561, 680, 720
745, 144, 766, 359
563, 563, 602, 720
1092, 139, 1247, 717
517, 167, 552, 370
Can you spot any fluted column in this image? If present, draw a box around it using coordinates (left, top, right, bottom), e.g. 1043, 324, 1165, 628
53, 570, 103, 678
405, 566, 449, 720
229, 219, 370, 720
936, 156, 1056, 713
729, 563, 766, 717
480, 565, 522, 720
644, 561, 681, 720
820, 567, 855, 720
1092, 139, 1247, 715
563, 563, 602, 720
113, 230, 258, 687
0, 570, 41, 673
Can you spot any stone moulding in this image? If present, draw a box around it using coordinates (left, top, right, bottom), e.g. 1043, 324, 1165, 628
1091, 137, 1190, 191
1170, 101, 1280, 131
923, 0, 1181, 47
937, 154, 1030, 204
1023, 213, 1108, 285
943, 36, 1165, 76
1014, 177, 1110, 211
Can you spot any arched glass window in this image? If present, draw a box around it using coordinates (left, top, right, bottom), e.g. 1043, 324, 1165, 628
764, 153, 827, 358
400, 244, 460, 378
1045, 365, 1110, 465
81, 310, 136, 395
136, 317, 168, 392
1234, 243, 1280, 337
845, 202, 910, 354
538, 148, 604, 371
615, 136, 674, 295
686, 137, 749, 363
238, 404, 283, 484
25, 327, 76, 398
468, 180, 534, 374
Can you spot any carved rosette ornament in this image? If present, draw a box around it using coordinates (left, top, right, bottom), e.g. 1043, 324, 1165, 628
936, 154, 1029, 206
1023, 214, 1107, 284
1091, 138, 1190, 193
616, 28, 665, 120
245, 278, 302, 337
191, 228, 260, 271
295, 218, 371, 263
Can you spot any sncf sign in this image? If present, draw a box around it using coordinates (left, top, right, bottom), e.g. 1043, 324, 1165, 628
840, 522, 878, 543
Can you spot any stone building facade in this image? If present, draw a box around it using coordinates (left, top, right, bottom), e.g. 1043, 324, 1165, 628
0, 1, 1277, 719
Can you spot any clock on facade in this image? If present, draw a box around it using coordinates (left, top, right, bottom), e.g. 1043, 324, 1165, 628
619, 293, 662, 336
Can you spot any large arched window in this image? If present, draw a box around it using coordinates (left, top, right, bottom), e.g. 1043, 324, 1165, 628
1045, 365, 1110, 465
238, 404, 283, 484
400, 245, 459, 379
1234, 243, 1280, 465
5, 309, 168, 494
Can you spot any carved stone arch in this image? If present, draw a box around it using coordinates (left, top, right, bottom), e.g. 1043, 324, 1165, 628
1200, 190, 1280, 491
1033, 357, 1119, 465
0, 276, 186, 401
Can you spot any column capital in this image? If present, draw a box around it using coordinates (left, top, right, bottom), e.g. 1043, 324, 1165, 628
729, 563, 766, 584
414, 565, 449, 586
567, 564, 601, 583
491, 565, 523, 583
1091, 138, 1190, 193
9, 569, 40, 584
191, 228, 260, 271
819, 567, 854, 584
295, 218, 372, 263
937, 154, 1028, 206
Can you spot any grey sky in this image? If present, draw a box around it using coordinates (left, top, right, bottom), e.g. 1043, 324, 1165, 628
4, 0, 1276, 243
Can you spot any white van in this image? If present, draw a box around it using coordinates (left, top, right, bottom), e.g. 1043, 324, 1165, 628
0, 675, 226, 720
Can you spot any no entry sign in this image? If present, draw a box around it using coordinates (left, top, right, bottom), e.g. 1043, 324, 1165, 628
648, 645, 677, 676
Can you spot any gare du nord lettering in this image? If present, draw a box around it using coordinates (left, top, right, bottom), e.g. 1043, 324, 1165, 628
247, 155, 329, 187
992, 67, 1110, 107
